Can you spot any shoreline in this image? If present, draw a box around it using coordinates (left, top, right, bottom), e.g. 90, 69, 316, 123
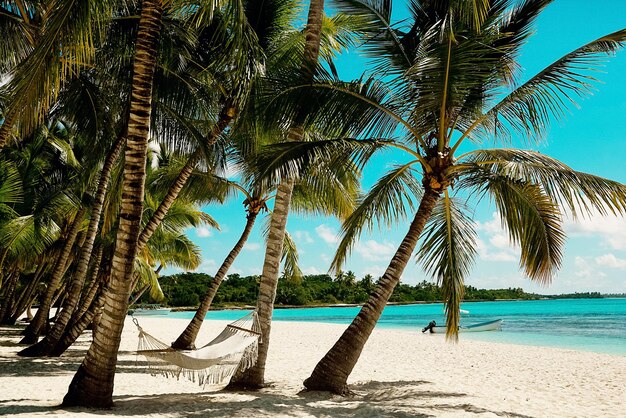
166, 296, 626, 312
2, 316, 625, 417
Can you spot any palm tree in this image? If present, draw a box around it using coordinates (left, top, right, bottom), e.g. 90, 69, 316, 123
61, 0, 164, 407
171, 188, 267, 350
231, 0, 328, 389
255, 0, 626, 394
0, 0, 117, 149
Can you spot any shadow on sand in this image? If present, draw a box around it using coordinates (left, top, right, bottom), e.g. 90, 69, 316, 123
1, 324, 534, 418
1, 380, 535, 418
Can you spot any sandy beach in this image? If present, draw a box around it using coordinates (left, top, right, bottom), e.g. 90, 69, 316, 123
1, 316, 624, 417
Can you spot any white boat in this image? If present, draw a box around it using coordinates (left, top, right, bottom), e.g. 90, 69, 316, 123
129, 308, 171, 316
423, 319, 503, 333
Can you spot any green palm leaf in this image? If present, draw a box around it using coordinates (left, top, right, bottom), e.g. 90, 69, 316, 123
0, 162, 23, 205
458, 149, 626, 218
282, 230, 302, 281
416, 192, 476, 340
465, 169, 566, 283
331, 161, 422, 272
460, 28, 626, 145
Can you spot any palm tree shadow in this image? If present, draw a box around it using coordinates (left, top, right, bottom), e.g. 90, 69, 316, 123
0, 379, 535, 417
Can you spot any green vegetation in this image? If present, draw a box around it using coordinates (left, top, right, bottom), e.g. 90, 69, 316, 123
155, 272, 543, 308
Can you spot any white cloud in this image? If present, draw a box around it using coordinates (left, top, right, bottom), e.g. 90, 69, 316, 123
475, 238, 517, 262
294, 230, 314, 244
595, 253, 626, 269
574, 256, 594, 278
302, 266, 322, 275
315, 224, 339, 244
565, 210, 626, 250
474, 212, 505, 234
244, 242, 261, 251
363, 265, 386, 278
355, 240, 396, 261
196, 227, 212, 238
198, 259, 217, 273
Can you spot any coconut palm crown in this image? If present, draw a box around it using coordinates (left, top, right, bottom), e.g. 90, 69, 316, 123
252, 0, 626, 393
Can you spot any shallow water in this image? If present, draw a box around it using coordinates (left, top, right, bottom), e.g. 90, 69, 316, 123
167, 298, 626, 355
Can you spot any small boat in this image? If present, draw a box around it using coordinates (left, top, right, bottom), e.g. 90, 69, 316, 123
422, 319, 503, 333
129, 307, 171, 316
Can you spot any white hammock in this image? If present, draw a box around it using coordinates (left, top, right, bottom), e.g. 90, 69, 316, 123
133, 311, 261, 390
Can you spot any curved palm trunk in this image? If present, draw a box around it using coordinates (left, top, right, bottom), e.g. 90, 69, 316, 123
18, 135, 125, 355
303, 190, 440, 394
9, 264, 45, 323
0, 269, 19, 323
232, 0, 325, 389
52, 280, 106, 356
129, 283, 150, 305
2, 262, 47, 324
232, 180, 294, 387
20, 207, 86, 344
137, 104, 235, 250
75, 246, 104, 321
53, 265, 108, 356
172, 211, 259, 350
62, 0, 162, 408
137, 151, 200, 249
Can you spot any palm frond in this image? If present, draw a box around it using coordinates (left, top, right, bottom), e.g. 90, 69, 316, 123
251, 137, 390, 190
3, 0, 117, 141
291, 157, 360, 220
0, 215, 60, 262
461, 28, 626, 144
460, 165, 565, 283
0, 161, 23, 204
282, 230, 302, 281
331, 161, 422, 272
458, 149, 626, 218
416, 192, 476, 340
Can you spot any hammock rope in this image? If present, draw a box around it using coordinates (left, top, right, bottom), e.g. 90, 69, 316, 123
132, 311, 260, 389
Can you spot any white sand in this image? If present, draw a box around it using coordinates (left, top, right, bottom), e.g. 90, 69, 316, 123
1, 316, 625, 417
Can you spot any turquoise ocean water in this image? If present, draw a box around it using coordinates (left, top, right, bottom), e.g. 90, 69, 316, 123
167, 298, 626, 356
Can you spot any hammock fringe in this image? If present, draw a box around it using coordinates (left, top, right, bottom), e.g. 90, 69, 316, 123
134, 311, 260, 390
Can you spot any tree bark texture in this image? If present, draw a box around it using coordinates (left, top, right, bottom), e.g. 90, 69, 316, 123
303, 190, 441, 394
231, 0, 325, 389
20, 207, 86, 344
62, 0, 162, 408
172, 210, 258, 350
232, 181, 294, 387
18, 134, 124, 355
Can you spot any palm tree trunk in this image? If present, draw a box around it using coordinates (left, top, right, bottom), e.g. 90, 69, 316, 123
137, 151, 200, 249
9, 264, 45, 323
17, 135, 125, 355
75, 246, 104, 321
232, 180, 294, 387
129, 283, 151, 306
172, 211, 259, 350
0, 268, 19, 323
51, 280, 106, 357
21, 207, 86, 344
52, 267, 109, 357
62, 0, 163, 408
137, 103, 235, 250
303, 190, 440, 394
232, 0, 325, 388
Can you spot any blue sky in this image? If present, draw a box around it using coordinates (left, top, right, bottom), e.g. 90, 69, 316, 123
181, 0, 626, 294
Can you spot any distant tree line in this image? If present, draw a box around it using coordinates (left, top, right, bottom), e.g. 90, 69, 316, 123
155, 272, 547, 308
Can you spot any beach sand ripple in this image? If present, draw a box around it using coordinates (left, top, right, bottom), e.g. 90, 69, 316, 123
1, 317, 624, 417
